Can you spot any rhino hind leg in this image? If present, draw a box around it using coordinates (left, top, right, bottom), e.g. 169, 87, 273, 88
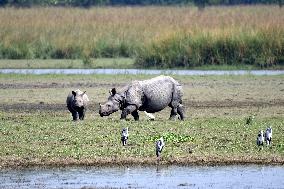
169, 108, 178, 120
168, 83, 185, 120
169, 96, 180, 120
177, 104, 185, 120
169, 101, 185, 120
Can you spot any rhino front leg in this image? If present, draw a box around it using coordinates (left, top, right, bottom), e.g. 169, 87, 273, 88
72, 112, 79, 121
121, 105, 138, 120
131, 110, 139, 121
68, 106, 79, 121
78, 109, 86, 120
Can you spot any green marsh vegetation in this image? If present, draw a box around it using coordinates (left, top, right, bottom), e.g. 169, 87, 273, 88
0, 6, 283, 69
0, 74, 283, 167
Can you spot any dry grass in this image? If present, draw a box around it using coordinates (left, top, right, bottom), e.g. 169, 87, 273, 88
0, 6, 283, 60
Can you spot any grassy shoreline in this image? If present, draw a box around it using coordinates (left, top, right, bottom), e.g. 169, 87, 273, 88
0, 74, 283, 168
1, 117, 283, 169
2, 156, 284, 169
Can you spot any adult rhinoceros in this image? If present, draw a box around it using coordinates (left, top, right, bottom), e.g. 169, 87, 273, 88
99, 75, 185, 120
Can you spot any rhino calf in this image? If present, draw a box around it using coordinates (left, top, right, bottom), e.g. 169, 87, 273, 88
66, 89, 89, 121
99, 75, 185, 120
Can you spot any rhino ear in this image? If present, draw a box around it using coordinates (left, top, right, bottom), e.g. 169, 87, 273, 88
72, 91, 76, 96
110, 88, 117, 96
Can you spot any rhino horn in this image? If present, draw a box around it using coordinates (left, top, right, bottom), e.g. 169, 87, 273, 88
81, 91, 87, 96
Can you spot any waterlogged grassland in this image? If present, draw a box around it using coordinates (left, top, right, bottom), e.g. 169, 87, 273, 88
0, 74, 283, 167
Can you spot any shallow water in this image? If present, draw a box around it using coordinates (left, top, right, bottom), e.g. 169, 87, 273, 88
0, 68, 284, 75
1, 165, 284, 189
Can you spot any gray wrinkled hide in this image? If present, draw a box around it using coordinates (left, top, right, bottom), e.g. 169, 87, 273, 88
66, 89, 89, 121
99, 75, 185, 120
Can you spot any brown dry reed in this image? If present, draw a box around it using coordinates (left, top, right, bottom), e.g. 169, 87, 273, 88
0, 6, 283, 67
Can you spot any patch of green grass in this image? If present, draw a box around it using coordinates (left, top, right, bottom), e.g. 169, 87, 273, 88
0, 111, 283, 167
146, 132, 194, 143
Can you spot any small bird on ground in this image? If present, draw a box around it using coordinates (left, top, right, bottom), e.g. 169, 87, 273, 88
265, 127, 272, 146
156, 137, 165, 158
256, 130, 264, 147
121, 127, 129, 146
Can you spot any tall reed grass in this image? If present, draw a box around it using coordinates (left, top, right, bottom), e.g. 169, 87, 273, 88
0, 6, 283, 67
136, 30, 284, 68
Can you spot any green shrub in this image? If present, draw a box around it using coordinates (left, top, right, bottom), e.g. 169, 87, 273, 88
32, 40, 55, 59
82, 55, 93, 67
51, 45, 83, 59
0, 43, 33, 59
90, 39, 136, 58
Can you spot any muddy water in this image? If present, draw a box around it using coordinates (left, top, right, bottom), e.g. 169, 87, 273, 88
1, 165, 284, 189
0, 69, 284, 75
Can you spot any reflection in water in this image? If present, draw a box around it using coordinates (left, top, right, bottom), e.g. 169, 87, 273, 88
0, 69, 284, 75
156, 165, 162, 177
1, 165, 284, 189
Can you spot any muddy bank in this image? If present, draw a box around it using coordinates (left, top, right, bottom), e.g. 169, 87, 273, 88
1, 156, 284, 169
